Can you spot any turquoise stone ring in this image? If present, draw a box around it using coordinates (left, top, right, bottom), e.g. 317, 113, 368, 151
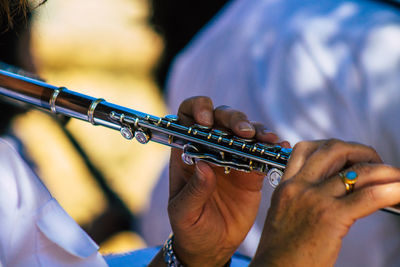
339, 170, 358, 194
345, 171, 358, 183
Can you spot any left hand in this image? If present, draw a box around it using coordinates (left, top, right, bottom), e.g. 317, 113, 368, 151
168, 96, 289, 267
250, 139, 400, 267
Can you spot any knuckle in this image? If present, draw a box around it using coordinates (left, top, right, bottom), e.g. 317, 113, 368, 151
364, 187, 380, 203
275, 180, 300, 201
351, 142, 381, 162
178, 96, 212, 116
364, 144, 377, 154
231, 110, 248, 120
351, 162, 375, 175
187, 96, 213, 110
323, 138, 345, 151
367, 146, 381, 161
292, 140, 313, 152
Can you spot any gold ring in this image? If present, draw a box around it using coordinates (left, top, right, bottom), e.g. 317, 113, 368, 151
339, 171, 358, 194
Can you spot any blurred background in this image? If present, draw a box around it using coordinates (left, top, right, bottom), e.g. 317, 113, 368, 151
14, 0, 168, 253
5, 0, 230, 255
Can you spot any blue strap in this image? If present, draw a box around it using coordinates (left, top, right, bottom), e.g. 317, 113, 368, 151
104, 247, 251, 267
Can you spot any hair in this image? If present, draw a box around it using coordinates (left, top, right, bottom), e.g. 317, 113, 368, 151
0, 0, 43, 134
0, 0, 46, 31
0, 0, 28, 30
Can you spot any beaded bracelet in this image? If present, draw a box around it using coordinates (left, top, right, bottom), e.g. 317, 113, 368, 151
162, 234, 232, 267
163, 235, 184, 267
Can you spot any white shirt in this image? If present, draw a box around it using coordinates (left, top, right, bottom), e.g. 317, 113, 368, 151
142, 0, 400, 266
0, 137, 107, 267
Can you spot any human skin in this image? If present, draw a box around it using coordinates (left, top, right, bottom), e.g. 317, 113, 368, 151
250, 139, 400, 267
149, 96, 289, 267
149, 100, 400, 267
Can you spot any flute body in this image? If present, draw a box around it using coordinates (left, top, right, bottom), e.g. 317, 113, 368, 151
2, 69, 400, 216
0, 69, 290, 187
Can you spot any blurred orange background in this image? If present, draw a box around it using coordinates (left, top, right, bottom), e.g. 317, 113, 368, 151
13, 0, 169, 254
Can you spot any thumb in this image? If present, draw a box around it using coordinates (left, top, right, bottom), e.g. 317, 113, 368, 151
169, 161, 217, 226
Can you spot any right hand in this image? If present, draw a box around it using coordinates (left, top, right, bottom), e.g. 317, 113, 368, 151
250, 139, 400, 267
168, 96, 288, 267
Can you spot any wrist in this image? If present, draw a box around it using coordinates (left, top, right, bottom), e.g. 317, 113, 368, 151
163, 234, 231, 267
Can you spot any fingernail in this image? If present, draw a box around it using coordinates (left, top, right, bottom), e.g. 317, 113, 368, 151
262, 131, 279, 142
198, 110, 213, 126
238, 121, 254, 132
280, 141, 292, 148
261, 130, 277, 136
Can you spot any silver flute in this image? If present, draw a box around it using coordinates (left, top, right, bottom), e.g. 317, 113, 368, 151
0, 69, 291, 187
1, 69, 400, 215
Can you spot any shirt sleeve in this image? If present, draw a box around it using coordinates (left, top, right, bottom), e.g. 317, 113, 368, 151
0, 139, 107, 267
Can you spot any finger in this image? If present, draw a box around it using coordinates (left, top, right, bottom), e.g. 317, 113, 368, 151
281, 140, 322, 182
169, 148, 195, 199
297, 139, 382, 183
252, 122, 279, 143
168, 161, 217, 226
177, 96, 214, 127
319, 163, 400, 197
214, 105, 255, 139
337, 181, 400, 221
251, 122, 291, 147
279, 140, 291, 149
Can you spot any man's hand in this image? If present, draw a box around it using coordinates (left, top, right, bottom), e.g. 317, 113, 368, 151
168, 96, 288, 267
250, 139, 400, 267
